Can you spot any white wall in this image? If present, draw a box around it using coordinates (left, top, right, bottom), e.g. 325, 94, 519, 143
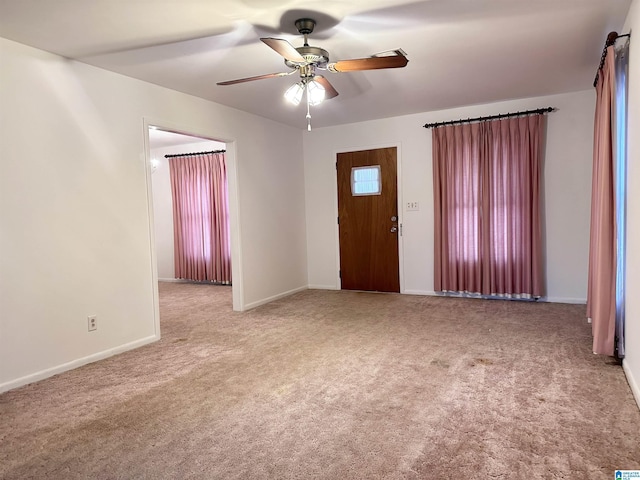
304, 90, 594, 303
0, 38, 307, 391
150, 140, 224, 280
623, 0, 640, 407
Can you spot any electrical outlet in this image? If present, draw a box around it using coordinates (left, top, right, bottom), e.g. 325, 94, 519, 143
88, 315, 97, 332
406, 201, 420, 211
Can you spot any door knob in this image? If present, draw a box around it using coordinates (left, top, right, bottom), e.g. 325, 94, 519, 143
390, 226, 398, 233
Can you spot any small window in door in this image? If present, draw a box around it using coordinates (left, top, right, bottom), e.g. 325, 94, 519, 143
351, 166, 381, 196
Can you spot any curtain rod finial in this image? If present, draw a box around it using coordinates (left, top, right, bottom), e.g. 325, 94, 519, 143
607, 31, 619, 46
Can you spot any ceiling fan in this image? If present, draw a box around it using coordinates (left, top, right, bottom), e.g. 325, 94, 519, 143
216, 18, 409, 130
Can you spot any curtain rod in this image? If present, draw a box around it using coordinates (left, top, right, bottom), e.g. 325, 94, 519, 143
593, 31, 631, 87
165, 149, 226, 158
423, 107, 554, 129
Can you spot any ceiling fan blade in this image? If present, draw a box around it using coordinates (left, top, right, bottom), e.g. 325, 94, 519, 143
217, 71, 294, 86
261, 38, 305, 63
314, 76, 339, 99
328, 55, 408, 73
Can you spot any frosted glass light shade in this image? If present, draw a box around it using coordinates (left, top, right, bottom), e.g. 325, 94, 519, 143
284, 82, 304, 105
307, 80, 325, 106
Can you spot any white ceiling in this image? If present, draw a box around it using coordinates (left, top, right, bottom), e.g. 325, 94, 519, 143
148, 128, 218, 148
0, 0, 631, 130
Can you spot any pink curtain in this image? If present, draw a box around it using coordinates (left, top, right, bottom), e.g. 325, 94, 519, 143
433, 115, 545, 297
587, 48, 616, 356
168, 152, 231, 284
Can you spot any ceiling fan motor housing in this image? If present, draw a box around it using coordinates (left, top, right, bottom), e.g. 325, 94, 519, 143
295, 18, 316, 35
285, 45, 329, 69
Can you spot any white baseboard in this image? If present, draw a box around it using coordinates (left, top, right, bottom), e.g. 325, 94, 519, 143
403, 290, 437, 296
0, 334, 160, 394
623, 360, 640, 411
158, 278, 182, 282
541, 297, 587, 304
303, 287, 584, 305
242, 285, 308, 310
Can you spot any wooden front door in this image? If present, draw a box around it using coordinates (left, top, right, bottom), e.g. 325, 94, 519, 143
337, 147, 400, 292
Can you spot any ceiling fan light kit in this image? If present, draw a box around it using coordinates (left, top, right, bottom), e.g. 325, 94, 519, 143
217, 17, 409, 130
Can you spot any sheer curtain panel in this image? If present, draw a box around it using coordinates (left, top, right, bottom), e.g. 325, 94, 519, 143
169, 152, 231, 284
433, 115, 545, 298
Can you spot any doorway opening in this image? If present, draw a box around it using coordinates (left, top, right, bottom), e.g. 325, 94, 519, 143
147, 126, 232, 300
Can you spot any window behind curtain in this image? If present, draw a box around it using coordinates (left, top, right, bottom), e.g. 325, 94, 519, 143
432, 115, 546, 298
614, 40, 629, 356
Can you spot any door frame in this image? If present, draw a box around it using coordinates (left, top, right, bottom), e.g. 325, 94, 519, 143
332, 142, 405, 293
142, 117, 245, 332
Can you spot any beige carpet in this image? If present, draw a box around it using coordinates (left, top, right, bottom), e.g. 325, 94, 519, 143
1, 282, 639, 479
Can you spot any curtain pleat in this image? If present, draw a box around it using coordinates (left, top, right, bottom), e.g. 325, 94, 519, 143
168, 153, 231, 284
587, 48, 617, 356
433, 115, 545, 298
